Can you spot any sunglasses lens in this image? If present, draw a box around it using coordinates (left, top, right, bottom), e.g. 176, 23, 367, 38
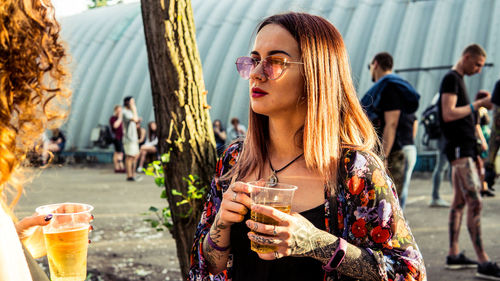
235, 57, 254, 79
235, 56, 288, 80
263, 57, 285, 80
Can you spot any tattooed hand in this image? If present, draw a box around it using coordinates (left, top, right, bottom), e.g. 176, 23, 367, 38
245, 204, 326, 259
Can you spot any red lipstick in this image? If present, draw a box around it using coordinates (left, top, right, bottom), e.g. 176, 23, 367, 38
251, 87, 268, 98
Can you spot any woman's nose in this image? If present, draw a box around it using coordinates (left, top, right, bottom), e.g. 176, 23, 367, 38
249, 62, 266, 81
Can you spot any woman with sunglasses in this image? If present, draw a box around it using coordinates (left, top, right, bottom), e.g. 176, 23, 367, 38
189, 12, 425, 281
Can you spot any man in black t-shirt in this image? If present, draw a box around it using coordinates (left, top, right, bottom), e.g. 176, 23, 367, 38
485, 80, 500, 190
439, 44, 500, 279
365, 52, 419, 206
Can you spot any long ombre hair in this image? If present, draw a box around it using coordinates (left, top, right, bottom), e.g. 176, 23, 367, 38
0, 0, 70, 216
228, 12, 381, 189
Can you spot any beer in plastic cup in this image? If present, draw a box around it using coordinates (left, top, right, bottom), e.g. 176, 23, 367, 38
248, 181, 297, 253
36, 203, 93, 281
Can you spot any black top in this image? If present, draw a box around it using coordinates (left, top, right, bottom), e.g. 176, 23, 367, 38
397, 113, 416, 146
372, 83, 404, 152
230, 204, 326, 281
439, 70, 476, 161
492, 80, 500, 106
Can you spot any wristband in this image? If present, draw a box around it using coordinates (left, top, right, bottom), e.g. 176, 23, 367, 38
206, 232, 230, 251
322, 238, 347, 272
470, 103, 475, 113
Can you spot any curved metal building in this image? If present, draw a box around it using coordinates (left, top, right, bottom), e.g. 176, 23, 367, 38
60, 0, 500, 150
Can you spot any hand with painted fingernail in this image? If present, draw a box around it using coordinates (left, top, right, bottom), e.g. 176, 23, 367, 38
15, 214, 53, 240
15, 213, 54, 258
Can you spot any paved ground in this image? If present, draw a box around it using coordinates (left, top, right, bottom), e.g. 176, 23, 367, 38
15, 165, 500, 281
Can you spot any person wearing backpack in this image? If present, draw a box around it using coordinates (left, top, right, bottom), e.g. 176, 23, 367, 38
362, 52, 420, 208
421, 94, 452, 207
439, 44, 500, 279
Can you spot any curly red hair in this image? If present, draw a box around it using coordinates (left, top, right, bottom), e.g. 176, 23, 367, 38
0, 0, 70, 215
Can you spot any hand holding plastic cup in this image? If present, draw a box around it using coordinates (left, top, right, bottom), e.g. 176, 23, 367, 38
35, 203, 93, 281
247, 181, 297, 253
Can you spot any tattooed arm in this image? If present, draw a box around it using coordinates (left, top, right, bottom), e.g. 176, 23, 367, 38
200, 181, 252, 274
202, 212, 231, 273
291, 221, 380, 280
247, 206, 380, 280
188, 143, 246, 280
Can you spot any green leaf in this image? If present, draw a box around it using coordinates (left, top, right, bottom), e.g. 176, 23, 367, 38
171, 189, 183, 196
149, 206, 158, 212
163, 209, 172, 218
165, 222, 173, 229
176, 199, 189, 206
160, 189, 167, 199
155, 177, 164, 187
150, 220, 159, 228
161, 153, 170, 163
153, 162, 161, 171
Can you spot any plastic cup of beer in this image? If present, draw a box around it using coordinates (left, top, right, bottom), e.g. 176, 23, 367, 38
36, 203, 93, 281
248, 181, 297, 253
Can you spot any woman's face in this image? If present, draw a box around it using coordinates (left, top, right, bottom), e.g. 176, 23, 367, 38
249, 24, 305, 119
150, 122, 157, 131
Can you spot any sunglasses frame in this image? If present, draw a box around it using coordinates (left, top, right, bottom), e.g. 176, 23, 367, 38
235, 55, 303, 80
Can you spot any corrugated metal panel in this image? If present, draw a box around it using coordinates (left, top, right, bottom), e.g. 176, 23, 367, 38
60, 0, 500, 151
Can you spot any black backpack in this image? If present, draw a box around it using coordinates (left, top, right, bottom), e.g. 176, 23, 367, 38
421, 103, 441, 146
95, 124, 114, 148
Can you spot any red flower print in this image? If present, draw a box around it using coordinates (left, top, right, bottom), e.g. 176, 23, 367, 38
216, 159, 222, 174
231, 150, 239, 160
371, 226, 391, 243
360, 193, 369, 207
348, 175, 364, 195
368, 189, 376, 200
337, 213, 344, 230
405, 260, 417, 275
206, 201, 213, 217
352, 218, 367, 238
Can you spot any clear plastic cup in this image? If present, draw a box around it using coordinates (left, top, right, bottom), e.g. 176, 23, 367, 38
36, 203, 93, 281
248, 181, 297, 253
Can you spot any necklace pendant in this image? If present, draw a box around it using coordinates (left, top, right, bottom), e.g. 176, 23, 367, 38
268, 173, 278, 186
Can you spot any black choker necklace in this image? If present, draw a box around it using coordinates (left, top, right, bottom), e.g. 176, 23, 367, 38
268, 153, 303, 186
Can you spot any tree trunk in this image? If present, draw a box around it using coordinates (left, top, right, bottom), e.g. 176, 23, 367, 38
140, 0, 217, 279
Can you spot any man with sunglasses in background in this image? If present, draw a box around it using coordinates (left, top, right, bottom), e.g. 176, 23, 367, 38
361, 52, 420, 209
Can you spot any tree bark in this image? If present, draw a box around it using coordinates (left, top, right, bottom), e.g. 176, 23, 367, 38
140, 0, 217, 279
